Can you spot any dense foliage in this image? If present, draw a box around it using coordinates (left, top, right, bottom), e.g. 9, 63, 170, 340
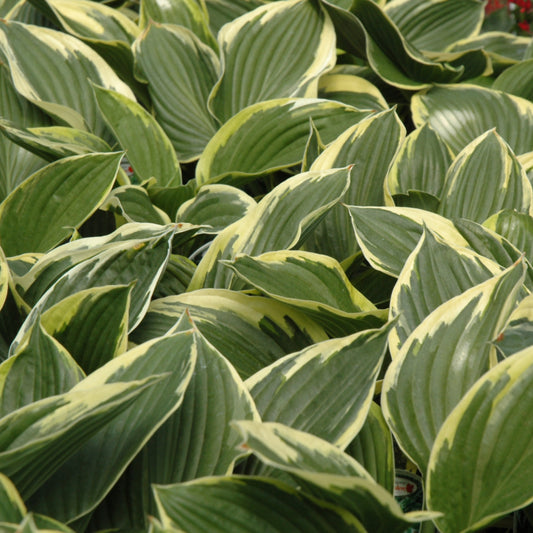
0, 0, 532, 531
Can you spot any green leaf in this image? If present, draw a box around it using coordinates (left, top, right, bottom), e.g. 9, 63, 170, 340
153, 476, 366, 532
176, 184, 256, 232
145, 331, 259, 485
204, 0, 264, 35
493, 58, 533, 102
0, 20, 135, 137
0, 152, 122, 256
246, 324, 391, 448
389, 227, 502, 355
345, 402, 394, 493
131, 289, 328, 379
318, 72, 389, 111
133, 22, 220, 162
411, 84, 533, 156
139, 0, 216, 49
427, 345, 533, 533
483, 209, 533, 266
0, 120, 112, 162
101, 185, 171, 225
0, 473, 26, 523
0, 318, 84, 417
384, 0, 484, 53
494, 293, 533, 358
386, 123, 453, 200
153, 254, 196, 298
195, 98, 371, 187
94, 85, 182, 188
348, 206, 469, 277
307, 108, 405, 260
27, 331, 197, 523
224, 250, 386, 337
382, 260, 526, 473
0, 67, 48, 202
39, 284, 131, 374
190, 167, 351, 289
208, 0, 336, 123
438, 130, 533, 222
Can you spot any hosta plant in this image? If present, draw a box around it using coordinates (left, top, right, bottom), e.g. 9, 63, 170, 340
0, 0, 533, 531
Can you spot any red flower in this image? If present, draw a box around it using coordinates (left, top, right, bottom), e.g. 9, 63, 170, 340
518, 20, 531, 30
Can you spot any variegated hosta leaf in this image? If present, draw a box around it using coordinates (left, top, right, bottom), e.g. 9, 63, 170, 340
483, 209, 533, 265
384, 0, 484, 53
133, 22, 220, 162
224, 250, 386, 337
34, 0, 139, 44
144, 331, 259, 485
28, 0, 145, 103
11, 225, 179, 348
26, 331, 197, 523
232, 420, 430, 532
438, 130, 533, 222
0, 247, 9, 312
450, 31, 531, 71
0, 151, 122, 257
494, 293, 533, 358
345, 402, 394, 493
301, 118, 325, 172
389, 228, 503, 356
382, 260, 526, 473
318, 73, 389, 111
0, 318, 84, 418
0, 120, 112, 161
411, 84, 533, 156
154, 476, 367, 532
94, 85, 182, 188
386, 123, 453, 202
0, 20, 134, 138
0, 472, 26, 523
307, 108, 405, 259
190, 167, 351, 289
454, 218, 533, 290
130, 289, 328, 379
273, 471, 437, 533
0, 375, 161, 499
39, 284, 131, 374
204, 0, 264, 35
348, 0, 462, 90
153, 254, 196, 298
0, 68, 49, 201
233, 420, 373, 479
347, 206, 468, 277
196, 98, 371, 187
246, 324, 392, 449
101, 185, 171, 225
139, 0, 216, 49
427, 345, 533, 533
176, 184, 256, 232
311, 108, 405, 205
208, 0, 336, 123
493, 58, 533, 102
16, 222, 193, 304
